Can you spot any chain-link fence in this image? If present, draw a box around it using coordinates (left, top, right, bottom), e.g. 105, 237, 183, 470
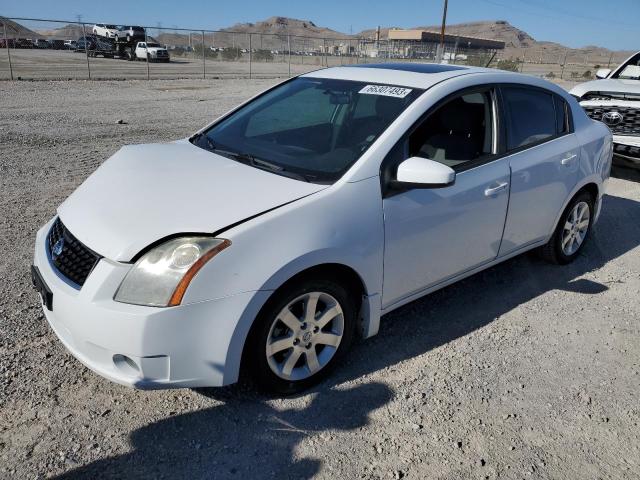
0, 16, 632, 82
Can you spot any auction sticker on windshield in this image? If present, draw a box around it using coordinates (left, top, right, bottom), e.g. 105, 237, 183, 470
359, 85, 413, 98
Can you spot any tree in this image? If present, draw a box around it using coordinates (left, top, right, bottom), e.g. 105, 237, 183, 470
222, 47, 242, 61
546, 71, 556, 78
253, 49, 274, 61
496, 58, 520, 72
582, 70, 592, 78
465, 53, 493, 68
193, 44, 218, 59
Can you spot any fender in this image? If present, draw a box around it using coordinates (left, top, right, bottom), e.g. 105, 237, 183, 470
221, 251, 382, 385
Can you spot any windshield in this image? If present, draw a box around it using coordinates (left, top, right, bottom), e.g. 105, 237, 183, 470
613, 52, 640, 80
192, 77, 422, 182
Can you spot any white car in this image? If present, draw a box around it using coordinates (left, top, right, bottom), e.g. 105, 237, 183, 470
32, 64, 612, 394
135, 42, 170, 62
571, 52, 640, 168
92, 24, 118, 39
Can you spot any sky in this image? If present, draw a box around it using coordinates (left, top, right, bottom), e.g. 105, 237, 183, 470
2, 0, 638, 51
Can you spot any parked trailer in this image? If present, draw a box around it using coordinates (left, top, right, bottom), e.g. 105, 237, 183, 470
114, 40, 137, 61
75, 35, 115, 58
87, 36, 116, 58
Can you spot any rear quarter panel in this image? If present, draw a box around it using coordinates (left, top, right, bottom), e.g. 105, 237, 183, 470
550, 104, 612, 232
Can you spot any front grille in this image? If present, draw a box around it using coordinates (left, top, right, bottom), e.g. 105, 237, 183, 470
47, 218, 101, 287
583, 105, 640, 135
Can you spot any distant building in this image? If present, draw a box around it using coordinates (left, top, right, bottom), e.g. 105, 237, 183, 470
387, 29, 504, 50
358, 28, 506, 61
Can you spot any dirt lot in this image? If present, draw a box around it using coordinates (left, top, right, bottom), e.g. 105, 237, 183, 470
0, 79, 639, 479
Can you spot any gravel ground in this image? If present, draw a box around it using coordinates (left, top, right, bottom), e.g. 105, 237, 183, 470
0, 79, 639, 479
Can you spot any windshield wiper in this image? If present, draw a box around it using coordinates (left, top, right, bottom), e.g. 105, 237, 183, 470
229, 152, 312, 183
191, 133, 311, 182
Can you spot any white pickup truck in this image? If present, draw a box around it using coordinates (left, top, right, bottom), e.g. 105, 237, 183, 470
571, 52, 640, 168
134, 42, 170, 62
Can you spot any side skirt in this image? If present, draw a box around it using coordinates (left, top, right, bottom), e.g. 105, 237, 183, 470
380, 239, 547, 316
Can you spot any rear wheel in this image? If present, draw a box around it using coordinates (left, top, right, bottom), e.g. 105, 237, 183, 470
539, 191, 594, 264
245, 278, 357, 394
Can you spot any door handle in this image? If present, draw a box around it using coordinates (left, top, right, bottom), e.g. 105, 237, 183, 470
561, 153, 578, 165
484, 182, 509, 196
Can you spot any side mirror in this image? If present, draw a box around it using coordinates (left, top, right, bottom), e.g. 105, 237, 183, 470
596, 68, 611, 79
394, 157, 455, 188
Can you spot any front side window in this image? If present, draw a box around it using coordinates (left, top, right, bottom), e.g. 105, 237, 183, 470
503, 87, 556, 150
613, 52, 640, 80
408, 91, 494, 168
193, 78, 422, 182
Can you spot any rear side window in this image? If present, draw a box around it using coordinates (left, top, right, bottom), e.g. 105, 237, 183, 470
502, 87, 556, 150
554, 96, 570, 134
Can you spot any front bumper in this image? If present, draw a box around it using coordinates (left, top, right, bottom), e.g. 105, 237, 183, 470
612, 135, 640, 165
32, 219, 267, 389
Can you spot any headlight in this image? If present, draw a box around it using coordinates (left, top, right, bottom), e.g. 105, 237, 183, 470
114, 237, 230, 307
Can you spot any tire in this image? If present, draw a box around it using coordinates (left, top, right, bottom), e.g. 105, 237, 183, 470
244, 277, 357, 394
538, 191, 594, 264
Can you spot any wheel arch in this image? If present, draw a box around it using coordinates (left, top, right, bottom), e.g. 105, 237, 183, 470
222, 256, 380, 386
548, 179, 601, 239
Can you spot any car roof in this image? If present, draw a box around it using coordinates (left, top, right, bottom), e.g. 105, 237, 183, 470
302, 63, 493, 89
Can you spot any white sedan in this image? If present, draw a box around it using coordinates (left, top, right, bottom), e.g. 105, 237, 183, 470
92, 24, 118, 39
32, 64, 612, 394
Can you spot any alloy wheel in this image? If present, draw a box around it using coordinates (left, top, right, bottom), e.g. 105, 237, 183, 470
266, 291, 344, 381
561, 201, 590, 256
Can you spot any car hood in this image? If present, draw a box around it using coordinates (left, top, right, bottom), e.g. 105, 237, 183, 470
570, 78, 640, 98
58, 142, 327, 262
148, 47, 167, 52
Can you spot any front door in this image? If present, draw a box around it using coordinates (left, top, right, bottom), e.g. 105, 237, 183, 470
381, 88, 510, 308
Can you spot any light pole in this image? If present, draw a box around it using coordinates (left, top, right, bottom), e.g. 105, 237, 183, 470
436, 0, 448, 63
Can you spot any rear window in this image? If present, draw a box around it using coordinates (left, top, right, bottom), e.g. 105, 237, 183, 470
503, 87, 556, 150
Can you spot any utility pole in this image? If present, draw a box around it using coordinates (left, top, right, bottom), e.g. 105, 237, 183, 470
436, 0, 448, 63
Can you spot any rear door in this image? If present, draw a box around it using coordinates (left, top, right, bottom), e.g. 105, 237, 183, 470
498, 86, 579, 256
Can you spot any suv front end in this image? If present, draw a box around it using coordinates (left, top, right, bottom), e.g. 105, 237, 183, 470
571, 52, 640, 168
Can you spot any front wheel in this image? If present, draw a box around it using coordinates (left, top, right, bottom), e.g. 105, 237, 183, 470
245, 278, 357, 394
539, 191, 594, 264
